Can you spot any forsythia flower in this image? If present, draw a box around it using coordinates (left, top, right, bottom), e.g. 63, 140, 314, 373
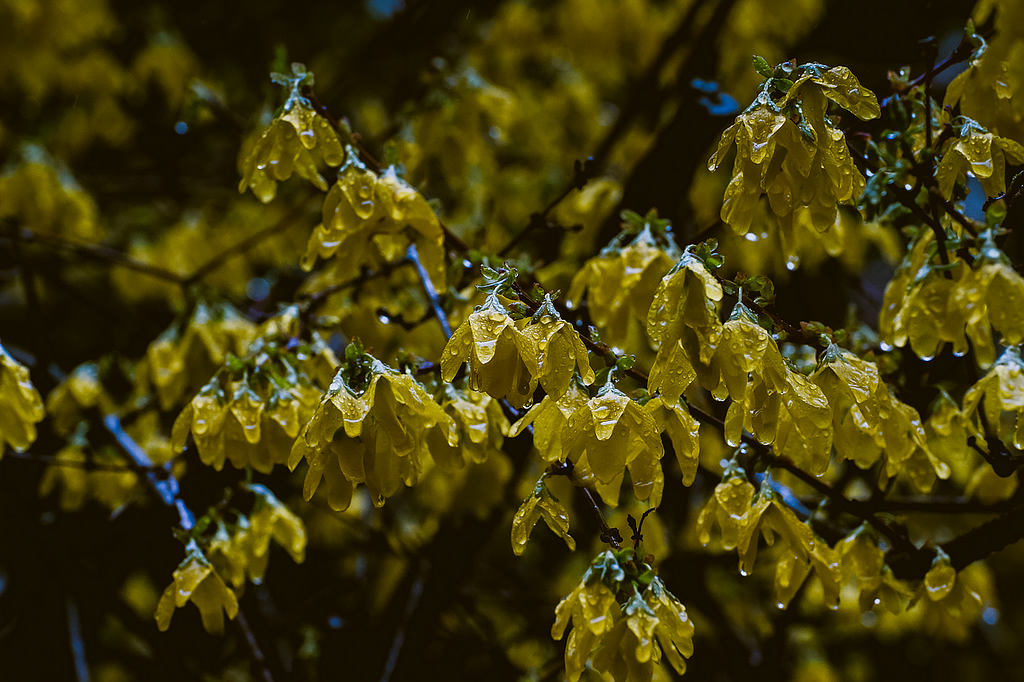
238, 63, 345, 202
880, 231, 1024, 366
425, 385, 509, 469
646, 248, 723, 403
511, 382, 663, 506
552, 550, 695, 681
289, 351, 456, 510
567, 217, 679, 348
510, 478, 575, 555
45, 362, 113, 436
171, 334, 325, 473
911, 556, 995, 641
944, 0, 1024, 142
441, 294, 594, 407
697, 471, 839, 608
140, 300, 257, 411
207, 484, 306, 588
0, 342, 45, 454
811, 344, 946, 485
962, 346, 1024, 451
935, 117, 1024, 200
302, 159, 447, 287
643, 396, 700, 486
836, 529, 913, 614
705, 305, 832, 474
0, 155, 101, 242
708, 61, 879, 239
155, 541, 239, 634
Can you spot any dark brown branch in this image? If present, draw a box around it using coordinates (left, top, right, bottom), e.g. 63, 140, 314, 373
5, 449, 166, 474
186, 204, 307, 284
6, 224, 188, 284
497, 158, 597, 257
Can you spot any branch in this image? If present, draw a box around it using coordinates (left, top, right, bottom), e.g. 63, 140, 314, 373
407, 243, 452, 339
102, 414, 194, 531
186, 204, 307, 284
5, 449, 168, 474
497, 157, 597, 257
6, 224, 188, 285
236, 610, 275, 682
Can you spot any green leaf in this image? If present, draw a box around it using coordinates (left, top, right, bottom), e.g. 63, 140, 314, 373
752, 55, 774, 79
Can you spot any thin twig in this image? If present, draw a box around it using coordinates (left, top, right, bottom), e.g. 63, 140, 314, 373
236, 610, 275, 682
66, 597, 90, 682
5, 450, 165, 473
186, 204, 307, 284
102, 414, 194, 531
6, 224, 187, 284
380, 564, 426, 682
407, 243, 451, 339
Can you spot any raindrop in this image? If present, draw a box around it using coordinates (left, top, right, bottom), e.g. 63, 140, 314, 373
982, 607, 999, 625
174, 121, 189, 135
861, 610, 877, 627
879, 341, 893, 352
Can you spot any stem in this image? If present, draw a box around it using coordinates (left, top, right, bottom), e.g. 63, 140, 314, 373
407, 243, 452, 339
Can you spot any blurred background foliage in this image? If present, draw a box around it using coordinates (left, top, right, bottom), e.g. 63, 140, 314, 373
6, 0, 1024, 680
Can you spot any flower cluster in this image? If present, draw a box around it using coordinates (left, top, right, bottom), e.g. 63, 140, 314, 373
140, 300, 257, 411
567, 211, 680, 348
238, 63, 345, 202
0, 342, 45, 454
171, 338, 324, 474
301, 158, 447, 287
441, 292, 594, 408
881, 233, 1024, 366
696, 469, 840, 608
155, 541, 239, 635
289, 346, 456, 510
552, 550, 695, 681
708, 61, 879, 238
207, 484, 307, 588
511, 381, 663, 506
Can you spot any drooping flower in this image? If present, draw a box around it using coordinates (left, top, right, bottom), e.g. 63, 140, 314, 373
0, 342, 45, 455
289, 348, 456, 510
553, 550, 694, 681
238, 63, 345, 202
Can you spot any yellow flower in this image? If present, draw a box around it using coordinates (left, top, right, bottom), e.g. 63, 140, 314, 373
289, 353, 456, 510
510, 479, 575, 555
519, 295, 595, 398
936, 118, 1024, 199
962, 346, 1024, 451
171, 334, 324, 473
944, 0, 1024, 142
441, 298, 538, 408
238, 64, 345, 202
811, 344, 941, 485
426, 386, 509, 469
207, 484, 306, 588
644, 396, 700, 486
155, 541, 239, 634
567, 222, 678, 348
302, 161, 446, 287
140, 301, 257, 411
709, 62, 878, 239
512, 382, 663, 507
0, 343, 45, 454
45, 362, 112, 436
704, 306, 832, 474
552, 551, 694, 681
